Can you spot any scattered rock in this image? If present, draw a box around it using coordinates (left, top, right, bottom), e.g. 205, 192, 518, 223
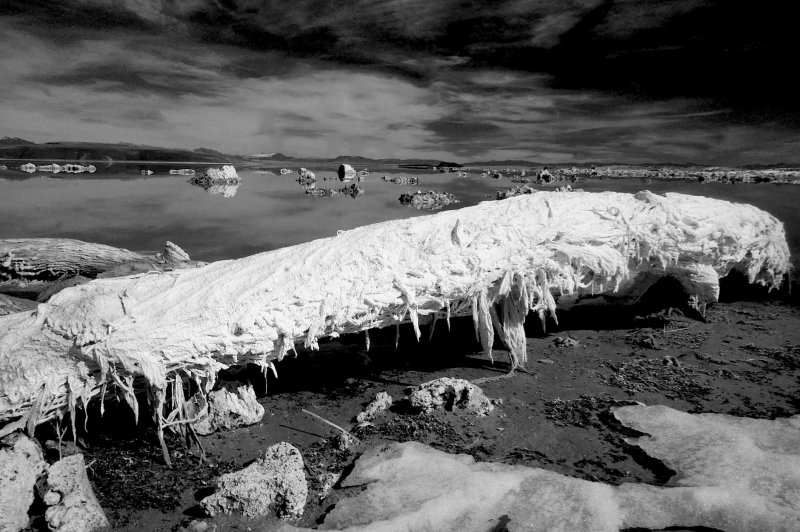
408, 377, 496, 416
496, 184, 535, 200
639, 334, 659, 349
554, 336, 579, 348
198, 165, 240, 183
398, 190, 459, 210
200, 442, 307, 519
339, 183, 364, 198
193, 383, 265, 435
305, 187, 336, 198
337, 164, 356, 182
0, 434, 46, 532
180, 519, 214, 532
316, 471, 341, 501
44, 453, 109, 532
332, 432, 357, 452
356, 392, 393, 424
187, 167, 241, 198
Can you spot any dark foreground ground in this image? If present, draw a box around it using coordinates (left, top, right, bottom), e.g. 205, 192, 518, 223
33, 291, 800, 532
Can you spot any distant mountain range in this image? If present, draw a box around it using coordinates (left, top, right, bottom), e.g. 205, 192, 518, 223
0, 139, 456, 167
1, 138, 796, 169
0, 139, 238, 163
243, 152, 461, 168
0, 137, 36, 146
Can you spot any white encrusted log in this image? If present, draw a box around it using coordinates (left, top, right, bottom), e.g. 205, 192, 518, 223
0, 238, 146, 286
0, 294, 37, 316
0, 238, 200, 297
0, 191, 790, 427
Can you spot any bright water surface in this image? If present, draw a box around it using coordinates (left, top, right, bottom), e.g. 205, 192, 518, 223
1, 163, 798, 262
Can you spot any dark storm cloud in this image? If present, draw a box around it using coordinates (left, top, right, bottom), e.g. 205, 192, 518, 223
426, 119, 503, 141
46, 0, 795, 118
0, 0, 154, 30
28, 60, 225, 98
2, 0, 799, 163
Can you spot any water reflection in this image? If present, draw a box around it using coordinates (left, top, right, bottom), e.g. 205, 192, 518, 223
195, 182, 239, 198
0, 162, 798, 264
398, 190, 460, 210
19, 162, 97, 174
0, 163, 482, 260
187, 166, 241, 198
382, 175, 420, 186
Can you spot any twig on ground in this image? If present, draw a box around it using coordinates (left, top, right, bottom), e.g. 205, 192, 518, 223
302, 408, 359, 443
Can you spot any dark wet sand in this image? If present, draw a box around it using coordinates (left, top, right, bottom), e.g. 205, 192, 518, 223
53, 292, 799, 531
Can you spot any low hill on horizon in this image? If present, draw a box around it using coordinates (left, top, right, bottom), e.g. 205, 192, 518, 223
2, 139, 797, 169
0, 140, 237, 163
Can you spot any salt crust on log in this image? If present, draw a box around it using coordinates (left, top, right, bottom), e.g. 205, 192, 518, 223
0, 191, 790, 427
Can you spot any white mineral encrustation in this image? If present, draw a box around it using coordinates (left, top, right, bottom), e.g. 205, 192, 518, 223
0, 191, 790, 431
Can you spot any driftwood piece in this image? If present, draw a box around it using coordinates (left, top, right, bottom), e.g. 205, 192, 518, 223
0, 191, 790, 430
0, 238, 201, 299
0, 294, 37, 316
0, 238, 145, 296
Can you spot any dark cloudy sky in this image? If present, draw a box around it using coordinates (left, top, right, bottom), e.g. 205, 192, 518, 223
1, 1, 799, 163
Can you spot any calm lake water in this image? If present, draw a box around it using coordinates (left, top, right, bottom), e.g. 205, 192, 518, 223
1, 163, 799, 263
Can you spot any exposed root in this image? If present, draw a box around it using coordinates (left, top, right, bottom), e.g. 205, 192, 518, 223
472, 365, 532, 385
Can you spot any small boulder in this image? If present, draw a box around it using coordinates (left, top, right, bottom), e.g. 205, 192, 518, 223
316, 471, 341, 501
201, 442, 307, 518
356, 392, 393, 424
339, 183, 364, 198
179, 519, 214, 532
337, 164, 356, 182
193, 383, 265, 435
298, 168, 316, 180
408, 377, 495, 416
199, 165, 240, 183
553, 336, 579, 348
0, 434, 47, 532
44, 454, 109, 532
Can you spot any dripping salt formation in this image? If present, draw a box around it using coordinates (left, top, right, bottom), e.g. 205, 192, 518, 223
0, 191, 790, 440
